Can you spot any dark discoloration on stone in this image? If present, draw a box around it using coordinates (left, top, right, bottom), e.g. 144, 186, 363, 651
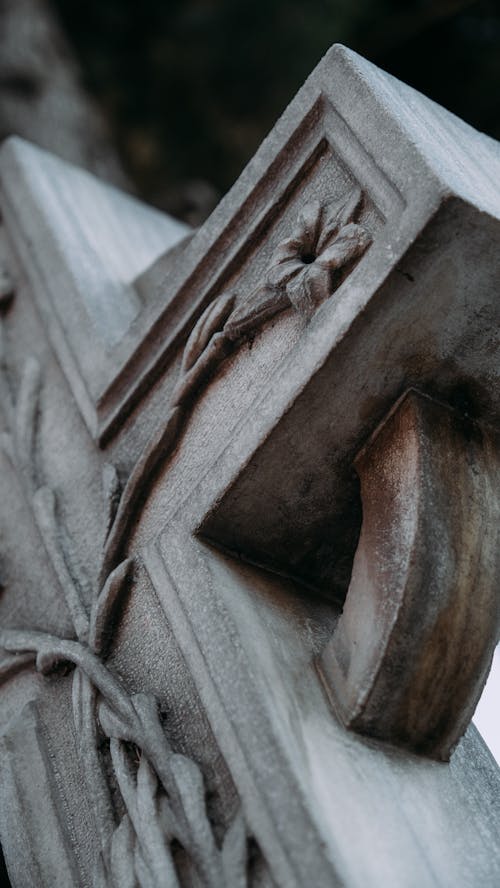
319, 390, 500, 760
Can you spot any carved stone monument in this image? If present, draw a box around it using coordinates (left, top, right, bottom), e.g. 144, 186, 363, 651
0, 45, 499, 887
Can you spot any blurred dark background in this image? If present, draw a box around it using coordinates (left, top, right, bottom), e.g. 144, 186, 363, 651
2, 0, 499, 223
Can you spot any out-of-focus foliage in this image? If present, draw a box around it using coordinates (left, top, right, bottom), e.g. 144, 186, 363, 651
52, 0, 500, 220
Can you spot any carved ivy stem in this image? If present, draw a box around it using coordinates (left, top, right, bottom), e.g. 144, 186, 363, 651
0, 333, 249, 884
0, 631, 138, 720
1, 191, 372, 881
33, 487, 90, 641
108, 739, 181, 888
0, 627, 245, 887
72, 669, 116, 841
102, 190, 372, 579
0, 343, 117, 853
100, 292, 238, 581
0, 352, 92, 643
319, 389, 500, 759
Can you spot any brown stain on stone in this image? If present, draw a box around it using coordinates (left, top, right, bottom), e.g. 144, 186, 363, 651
319, 389, 500, 759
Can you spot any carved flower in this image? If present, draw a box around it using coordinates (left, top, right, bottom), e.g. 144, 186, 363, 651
266, 187, 371, 315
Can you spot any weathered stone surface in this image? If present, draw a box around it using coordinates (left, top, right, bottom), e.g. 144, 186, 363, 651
0, 44, 499, 887
319, 389, 500, 760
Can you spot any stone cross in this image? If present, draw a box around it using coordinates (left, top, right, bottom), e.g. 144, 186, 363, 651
0, 45, 499, 887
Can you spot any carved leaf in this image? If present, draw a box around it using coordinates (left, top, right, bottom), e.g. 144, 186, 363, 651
15, 356, 41, 484
223, 283, 290, 341
0, 352, 42, 483
0, 430, 15, 465
72, 668, 115, 840
102, 462, 122, 539
32, 486, 90, 641
108, 815, 137, 888
221, 808, 248, 888
181, 290, 236, 375
89, 557, 133, 657
0, 326, 15, 441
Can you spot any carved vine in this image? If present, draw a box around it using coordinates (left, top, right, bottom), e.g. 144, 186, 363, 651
0, 330, 250, 886
103, 187, 372, 575
0, 623, 248, 887
0, 191, 371, 883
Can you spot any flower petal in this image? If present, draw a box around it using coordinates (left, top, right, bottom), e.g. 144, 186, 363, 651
318, 222, 371, 269
224, 283, 290, 340
271, 236, 303, 264
267, 257, 305, 288
293, 200, 322, 250
315, 205, 341, 253
285, 267, 308, 312
316, 187, 363, 253
286, 264, 330, 315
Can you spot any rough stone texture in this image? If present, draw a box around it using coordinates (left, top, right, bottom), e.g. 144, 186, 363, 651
0, 44, 499, 887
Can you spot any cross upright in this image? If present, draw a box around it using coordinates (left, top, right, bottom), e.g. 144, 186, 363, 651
0, 45, 499, 888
